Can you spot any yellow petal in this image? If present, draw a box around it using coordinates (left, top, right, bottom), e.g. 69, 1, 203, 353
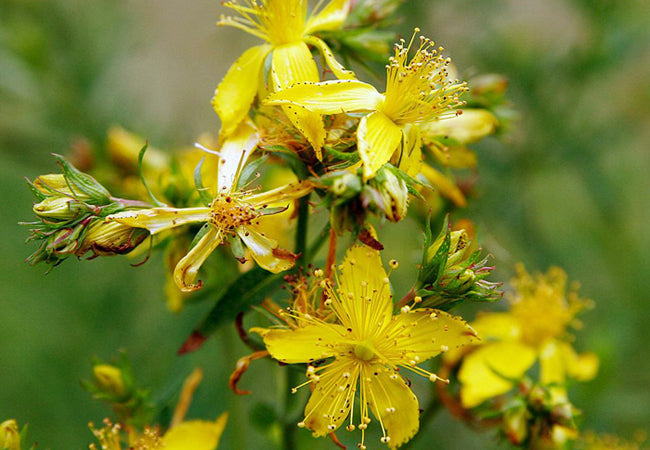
384, 309, 478, 363
539, 340, 599, 385
303, 359, 359, 436
271, 42, 325, 157
358, 112, 403, 180
218, 120, 260, 193
419, 163, 467, 207
237, 226, 296, 273
305, 0, 349, 34
174, 227, 223, 292
390, 123, 422, 177
420, 109, 498, 145
255, 324, 345, 364
339, 245, 393, 332
365, 365, 419, 449
459, 342, 536, 408
162, 414, 228, 450
212, 45, 271, 139
247, 181, 313, 206
471, 312, 521, 341
304, 36, 355, 80
108, 208, 209, 234
265, 80, 381, 114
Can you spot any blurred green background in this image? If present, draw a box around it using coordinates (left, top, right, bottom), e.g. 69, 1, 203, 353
1, 0, 649, 448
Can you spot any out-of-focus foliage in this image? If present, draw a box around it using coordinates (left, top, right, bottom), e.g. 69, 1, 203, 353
1, 0, 648, 448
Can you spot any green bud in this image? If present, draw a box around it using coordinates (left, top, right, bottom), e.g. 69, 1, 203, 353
375, 168, 408, 222
416, 216, 501, 308
33, 196, 87, 220
53, 154, 111, 204
92, 364, 128, 400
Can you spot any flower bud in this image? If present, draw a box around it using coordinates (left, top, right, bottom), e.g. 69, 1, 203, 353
93, 364, 128, 400
33, 196, 87, 220
417, 216, 501, 308
375, 168, 408, 222
0, 420, 21, 450
503, 406, 528, 446
421, 109, 499, 145
470, 74, 508, 97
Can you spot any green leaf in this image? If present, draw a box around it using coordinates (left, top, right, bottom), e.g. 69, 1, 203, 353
193, 157, 214, 205
237, 154, 268, 190
53, 153, 111, 204
137, 143, 166, 207
184, 267, 285, 351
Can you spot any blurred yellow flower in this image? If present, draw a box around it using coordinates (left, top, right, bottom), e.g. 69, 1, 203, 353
254, 245, 477, 448
265, 31, 467, 179
0, 420, 21, 450
456, 264, 599, 408
213, 0, 355, 157
89, 415, 228, 450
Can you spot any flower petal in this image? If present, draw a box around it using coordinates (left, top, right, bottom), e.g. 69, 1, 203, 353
471, 312, 521, 341
271, 42, 325, 157
246, 181, 313, 206
107, 208, 209, 234
254, 324, 345, 364
303, 359, 359, 436
390, 123, 422, 177
305, 0, 349, 34
237, 226, 296, 273
218, 120, 260, 193
174, 227, 223, 292
304, 36, 355, 80
358, 112, 403, 180
458, 341, 536, 408
162, 414, 228, 450
419, 163, 467, 207
212, 45, 271, 139
265, 80, 381, 114
336, 245, 393, 336
420, 109, 498, 145
365, 365, 419, 449
383, 309, 478, 363
539, 340, 599, 385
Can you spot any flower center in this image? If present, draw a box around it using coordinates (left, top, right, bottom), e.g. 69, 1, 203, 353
353, 341, 376, 361
209, 193, 259, 231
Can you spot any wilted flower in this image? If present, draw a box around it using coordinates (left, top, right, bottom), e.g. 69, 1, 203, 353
253, 245, 477, 448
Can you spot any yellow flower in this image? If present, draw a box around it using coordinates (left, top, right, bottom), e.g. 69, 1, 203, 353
89, 415, 228, 450
456, 264, 599, 409
108, 123, 313, 291
265, 31, 467, 179
254, 245, 477, 448
213, 0, 355, 157
0, 420, 21, 450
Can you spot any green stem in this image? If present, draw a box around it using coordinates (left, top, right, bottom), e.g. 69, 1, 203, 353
294, 194, 310, 270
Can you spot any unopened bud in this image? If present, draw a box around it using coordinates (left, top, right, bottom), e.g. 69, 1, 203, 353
376, 169, 408, 222
470, 74, 508, 96
0, 420, 21, 450
33, 196, 87, 220
503, 407, 528, 446
93, 364, 128, 399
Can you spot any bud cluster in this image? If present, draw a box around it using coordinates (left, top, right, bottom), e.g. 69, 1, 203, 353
416, 216, 501, 308
318, 165, 414, 234
24, 155, 150, 266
